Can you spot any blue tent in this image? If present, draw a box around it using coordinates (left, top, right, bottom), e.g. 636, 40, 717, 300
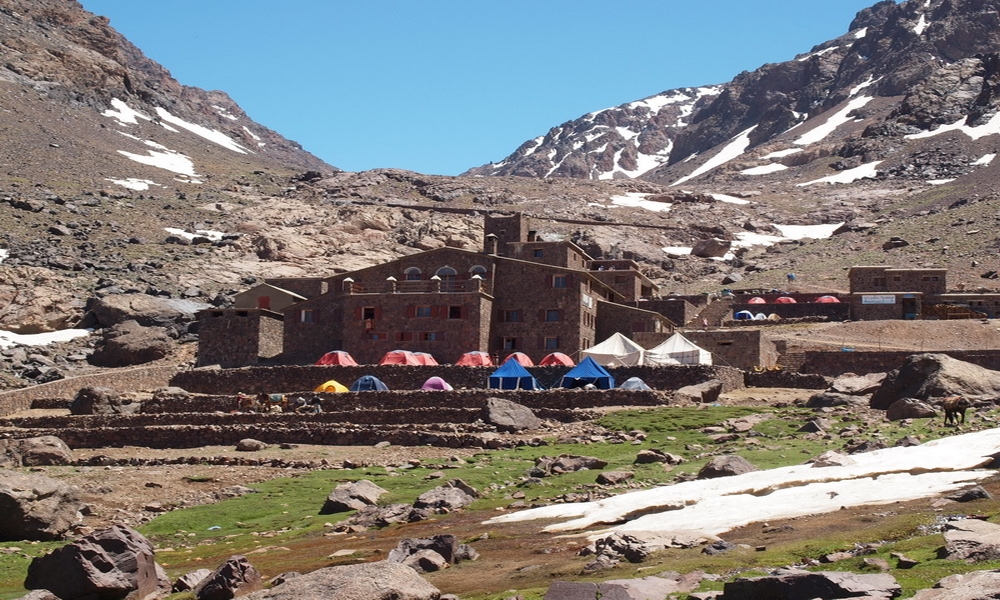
488, 360, 542, 390
734, 310, 754, 320
349, 375, 390, 392
560, 356, 615, 389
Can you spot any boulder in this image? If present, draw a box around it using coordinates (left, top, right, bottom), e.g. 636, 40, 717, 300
691, 238, 731, 258
530, 454, 609, 477
388, 535, 460, 565
596, 470, 634, 485
721, 570, 901, 599
401, 549, 449, 574
70, 386, 139, 415
24, 525, 169, 599
810, 451, 855, 468
941, 519, 1000, 561
546, 574, 702, 600
413, 480, 477, 513
911, 570, 1000, 599
174, 569, 213, 592
321, 480, 388, 514
241, 560, 440, 600
697, 455, 758, 479
339, 503, 414, 531
87, 293, 209, 328
830, 372, 885, 395
0, 470, 83, 541
194, 555, 263, 600
870, 353, 1000, 410
16, 436, 73, 466
946, 486, 992, 503
89, 320, 172, 367
235, 439, 268, 452
12, 591, 60, 600
635, 449, 669, 464
675, 379, 724, 404
806, 392, 865, 408
886, 398, 938, 421
481, 397, 542, 432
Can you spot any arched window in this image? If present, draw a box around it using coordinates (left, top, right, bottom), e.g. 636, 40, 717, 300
404, 267, 421, 281
469, 265, 487, 277
436, 266, 457, 291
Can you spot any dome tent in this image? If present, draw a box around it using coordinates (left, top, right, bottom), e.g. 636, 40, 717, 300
315, 350, 358, 366
314, 379, 348, 393
421, 376, 453, 391
349, 375, 389, 392
539, 352, 574, 366
379, 349, 421, 365
503, 352, 535, 366
619, 377, 651, 391
456, 351, 493, 366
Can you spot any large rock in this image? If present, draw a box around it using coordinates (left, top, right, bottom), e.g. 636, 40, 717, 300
830, 372, 885, 395
24, 525, 169, 599
691, 238, 731, 258
321, 480, 388, 514
721, 570, 901, 599
0, 470, 83, 541
481, 397, 542, 432
89, 320, 172, 367
675, 379, 723, 404
870, 353, 1000, 410
940, 519, 1000, 561
0, 436, 73, 468
193, 555, 263, 600
546, 574, 702, 600
241, 560, 440, 600
911, 570, 1000, 599
412, 480, 478, 513
886, 398, 938, 421
70, 386, 140, 415
87, 293, 209, 328
697, 455, 758, 479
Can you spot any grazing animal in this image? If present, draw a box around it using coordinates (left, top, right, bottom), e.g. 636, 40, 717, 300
942, 395, 971, 425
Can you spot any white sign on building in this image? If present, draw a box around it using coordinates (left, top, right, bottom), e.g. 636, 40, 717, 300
861, 295, 896, 305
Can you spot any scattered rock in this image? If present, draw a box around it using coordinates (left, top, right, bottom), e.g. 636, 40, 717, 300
174, 569, 213, 592
945, 486, 992, 503
721, 570, 901, 599
412, 479, 478, 513
0, 470, 83, 541
24, 525, 169, 599
194, 555, 263, 600
697, 455, 758, 479
830, 372, 886, 396
910, 569, 1000, 599
481, 397, 542, 432
236, 439, 268, 452
241, 560, 440, 600
320, 480, 388, 514
546, 573, 703, 600
596, 470, 634, 485
70, 386, 138, 415
941, 519, 1000, 561
88, 320, 172, 367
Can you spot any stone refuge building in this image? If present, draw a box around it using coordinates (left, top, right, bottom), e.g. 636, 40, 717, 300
848, 266, 1000, 320
198, 213, 675, 367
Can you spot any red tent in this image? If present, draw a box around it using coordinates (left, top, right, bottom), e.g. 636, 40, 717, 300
503, 352, 535, 366
379, 349, 422, 365
413, 352, 439, 366
456, 351, 493, 366
748, 297, 766, 304
315, 350, 359, 366
816, 295, 841, 303
774, 296, 797, 304
539, 352, 575, 366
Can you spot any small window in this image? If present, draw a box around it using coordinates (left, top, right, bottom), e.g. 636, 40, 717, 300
553, 275, 567, 288
544, 336, 559, 349
300, 309, 315, 323
362, 307, 376, 320
545, 309, 560, 322
368, 332, 385, 340
420, 331, 440, 341
397, 331, 413, 342
416, 306, 432, 317
449, 306, 463, 319
533, 249, 544, 258
470, 265, 487, 276
502, 337, 517, 350
404, 267, 421, 281
501, 309, 521, 322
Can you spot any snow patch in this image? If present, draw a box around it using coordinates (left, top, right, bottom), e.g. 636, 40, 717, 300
0, 249, 7, 264
905, 112, 1000, 141
0, 329, 90, 349
927, 179, 955, 185
212, 104, 239, 121
118, 149, 197, 176
797, 46, 839, 61
710, 193, 752, 205
760, 148, 802, 160
164, 227, 225, 241
794, 96, 873, 146
672, 126, 756, 186
102, 98, 151, 126
849, 76, 878, 97
106, 178, 158, 191
487, 428, 1000, 539
973, 153, 996, 166
154, 107, 248, 154
853, 27, 868, 39
798, 161, 882, 186
609, 193, 671, 212
740, 163, 788, 175
913, 14, 928, 36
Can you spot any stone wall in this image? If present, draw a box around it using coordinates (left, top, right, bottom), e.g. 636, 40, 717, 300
169, 364, 745, 395
0, 365, 178, 416
744, 370, 829, 390
797, 349, 1000, 376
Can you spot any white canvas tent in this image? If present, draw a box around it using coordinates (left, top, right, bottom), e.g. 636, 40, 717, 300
581, 332, 645, 366
646, 333, 712, 365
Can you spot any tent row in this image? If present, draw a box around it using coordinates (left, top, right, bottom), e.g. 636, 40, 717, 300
745, 295, 840, 304
315, 375, 453, 393
315, 349, 578, 367
580, 332, 711, 367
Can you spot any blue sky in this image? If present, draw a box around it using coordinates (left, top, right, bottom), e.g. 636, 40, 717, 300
79, 1, 885, 176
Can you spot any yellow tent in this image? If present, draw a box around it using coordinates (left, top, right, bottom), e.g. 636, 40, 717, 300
314, 379, 348, 393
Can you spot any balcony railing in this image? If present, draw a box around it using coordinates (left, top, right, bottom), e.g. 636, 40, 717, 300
341, 279, 490, 295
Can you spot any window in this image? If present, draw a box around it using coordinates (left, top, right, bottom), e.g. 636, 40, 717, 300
396, 331, 413, 342
420, 331, 440, 341
533, 249, 544, 258
553, 275, 567, 288
449, 306, 463, 319
502, 337, 518, 350
544, 336, 559, 349
545, 309, 561, 322
501, 309, 522, 322
404, 267, 421, 281
368, 332, 385, 340
362, 307, 376, 320
257, 296, 271, 310
436, 266, 457, 291
416, 306, 432, 317
470, 265, 487, 276
300, 309, 315, 323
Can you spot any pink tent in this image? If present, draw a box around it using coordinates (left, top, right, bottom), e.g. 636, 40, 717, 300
315, 350, 359, 366
503, 352, 535, 366
413, 352, 439, 366
748, 297, 766, 304
539, 352, 575, 366
774, 296, 797, 304
379, 349, 422, 365
816, 295, 841, 303
420, 376, 453, 391
456, 351, 493, 366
